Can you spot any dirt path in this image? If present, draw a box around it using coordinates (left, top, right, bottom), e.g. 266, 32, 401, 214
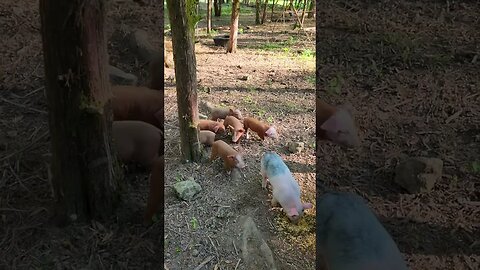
164, 22, 316, 269
316, 1, 480, 269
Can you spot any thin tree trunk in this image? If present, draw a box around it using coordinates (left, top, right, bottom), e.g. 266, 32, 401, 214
214, 0, 222, 16
271, 0, 276, 21
255, 0, 260, 24
39, 0, 121, 224
307, 0, 314, 18
207, 0, 213, 33
166, 0, 202, 162
227, 0, 240, 53
261, 0, 268, 24
300, 0, 307, 25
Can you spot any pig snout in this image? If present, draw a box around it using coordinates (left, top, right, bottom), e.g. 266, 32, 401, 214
265, 126, 278, 139
235, 155, 246, 169
232, 130, 244, 143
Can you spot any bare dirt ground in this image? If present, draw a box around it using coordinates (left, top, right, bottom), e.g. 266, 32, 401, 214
163, 5, 317, 270
0, 1, 165, 268
316, 1, 479, 269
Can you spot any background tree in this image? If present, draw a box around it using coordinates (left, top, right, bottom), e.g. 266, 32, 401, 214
166, 0, 202, 162
214, 0, 222, 16
227, 0, 240, 53
255, 0, 261, 24
261, 0, 268, 24
207, 0, 213, 33
39, 0, 121, 224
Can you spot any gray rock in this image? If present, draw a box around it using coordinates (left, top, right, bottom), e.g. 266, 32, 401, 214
108, 65, 138, 85
173, 180, 202, 201
287, 141, 305, 153
394, 157, 443, 194
239, 216, 277, 270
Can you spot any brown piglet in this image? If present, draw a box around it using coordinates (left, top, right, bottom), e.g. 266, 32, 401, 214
210, 140, 246, 172
111, 85, 164, 131
198, 130, 216, 146
112, 121, 163, 167
198, 119, 226, 134
316, 97, 360, 148
144, 156, 164, 225
243, 117, 278, 140
224, 116, 245, 143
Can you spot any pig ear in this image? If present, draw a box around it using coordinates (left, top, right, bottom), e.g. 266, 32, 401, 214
213, 126, 219, 132
320, 112, 341, 132
229, 108, 234, 113
303, 203, 313, 209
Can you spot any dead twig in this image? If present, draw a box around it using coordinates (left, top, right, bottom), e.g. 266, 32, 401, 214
193, 256, 214, 270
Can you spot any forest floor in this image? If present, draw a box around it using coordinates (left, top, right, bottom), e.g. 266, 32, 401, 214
0, 0, 316, 269
316, 1, 480, 270
163, 5, 317, 270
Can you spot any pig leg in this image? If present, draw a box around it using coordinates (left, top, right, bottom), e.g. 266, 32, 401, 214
210, 147, 217, 161
271, 196, 279, 207
260, 170, 268, 189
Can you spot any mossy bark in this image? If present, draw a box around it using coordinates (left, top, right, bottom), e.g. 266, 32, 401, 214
39, 0, 122, 225
166, 0, 202, 162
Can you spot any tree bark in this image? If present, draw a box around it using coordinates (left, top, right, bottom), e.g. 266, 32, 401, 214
227, 0, 240, 53
307, 0, 314, 18
255, 0, 260, 24
214, 0, 222, 16
207, 0, 213, 33
39, 0, 121, 224
166, 0, 202, 162
261, 0, 268, 24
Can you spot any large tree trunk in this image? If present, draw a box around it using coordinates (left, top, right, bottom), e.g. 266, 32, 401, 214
307, 0, 314, 18
255, 0, 260, 24
214, 0, 222, 16
261, 0, 268, 24
207, 0, 213, 33
166, 0, 202, 162
39, 0, 121, 224
227, 0, 240, 53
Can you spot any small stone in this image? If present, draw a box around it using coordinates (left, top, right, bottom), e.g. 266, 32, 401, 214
192, 249, 199, 257
239, 75, 249, 81
287, 142, 305, 153
199, 113, 208, 120
173, 180, 202, 201
394, 157, 443, 194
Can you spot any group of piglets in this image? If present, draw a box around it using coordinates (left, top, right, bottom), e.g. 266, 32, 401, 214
197, 101, 278, 172
316, 99, 409, 269
109, 84, 164, 224
197, 102, 313, 223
